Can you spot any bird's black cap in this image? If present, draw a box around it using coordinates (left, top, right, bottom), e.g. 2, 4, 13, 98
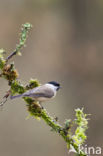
48, 81, 60, 87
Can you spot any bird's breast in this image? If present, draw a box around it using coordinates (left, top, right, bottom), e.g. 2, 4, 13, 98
35, 97, 50, 102
34, 94, 55, 102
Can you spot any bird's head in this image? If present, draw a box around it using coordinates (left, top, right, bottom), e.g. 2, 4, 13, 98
47, 81, 61, 91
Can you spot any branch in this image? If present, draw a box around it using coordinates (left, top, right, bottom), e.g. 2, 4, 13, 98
6, 23, 32, 62
0, 23, 89, 156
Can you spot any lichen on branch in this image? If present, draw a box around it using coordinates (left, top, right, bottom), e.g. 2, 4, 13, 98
0, 23, 89, 156
6, 23, 32, 61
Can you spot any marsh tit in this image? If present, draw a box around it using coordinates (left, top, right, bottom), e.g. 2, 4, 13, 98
10, 81, 61, 102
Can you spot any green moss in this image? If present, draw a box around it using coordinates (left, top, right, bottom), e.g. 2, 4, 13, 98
11, 81, 25, 94
0, 58, 5, 69
25, 79, 40, 90
16, 23, 32, 54
73, 108, 88, 146
0, 49, 5, 69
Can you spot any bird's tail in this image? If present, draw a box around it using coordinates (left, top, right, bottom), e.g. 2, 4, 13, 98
10, 94, 23, 99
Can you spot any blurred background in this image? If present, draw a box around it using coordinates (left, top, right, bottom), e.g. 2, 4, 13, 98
0, 0, 103, 155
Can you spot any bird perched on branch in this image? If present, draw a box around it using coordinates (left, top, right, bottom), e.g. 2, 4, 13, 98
10, 81, 61, 102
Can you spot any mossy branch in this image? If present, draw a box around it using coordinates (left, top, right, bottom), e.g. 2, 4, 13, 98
0, 23, 89, 156
6, 23, 32, 62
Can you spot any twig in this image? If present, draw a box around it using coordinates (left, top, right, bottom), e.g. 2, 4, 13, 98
6, 23, 32, 62
6, 50, 17, 61
0, 90, 10, 106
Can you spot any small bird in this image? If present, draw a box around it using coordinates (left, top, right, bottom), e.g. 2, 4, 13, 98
10, 81, 61, 102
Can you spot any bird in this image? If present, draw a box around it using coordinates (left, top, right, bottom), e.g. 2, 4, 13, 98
10, 81, 61, 102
